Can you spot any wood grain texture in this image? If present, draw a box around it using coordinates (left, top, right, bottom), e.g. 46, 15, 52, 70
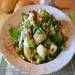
31, 0, 75, 12
1, 0, 18, 13
0, 0, 75, 12
14, 0, 34, 12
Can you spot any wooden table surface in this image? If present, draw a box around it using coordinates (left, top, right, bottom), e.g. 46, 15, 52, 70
31, 0, 75, 12
0, 0, 75, 12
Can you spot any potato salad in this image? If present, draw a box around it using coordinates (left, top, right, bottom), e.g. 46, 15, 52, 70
8, 9, 68, 64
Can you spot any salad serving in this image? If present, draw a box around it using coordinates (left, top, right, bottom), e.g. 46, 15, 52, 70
8, 9, 68, 64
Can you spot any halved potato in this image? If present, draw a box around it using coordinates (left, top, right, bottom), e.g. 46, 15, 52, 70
37, 44, 47, 59
24, 47, 31, 61
33, 28, 46, 45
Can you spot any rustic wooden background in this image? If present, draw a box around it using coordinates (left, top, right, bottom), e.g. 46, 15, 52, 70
0, 0, 75, 12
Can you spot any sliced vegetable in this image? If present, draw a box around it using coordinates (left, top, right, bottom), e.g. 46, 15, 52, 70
38, 10, 51, 22
49, 24, 56, 35
33, 20, 42, 33
44, 38, 52, 48
37, 44, 47, 59
36, 56, 43, 64
19, 30, 25, 49
53, 32, 62, 45
19, 43, 24, 51
21, 13, 29, 22
24, 36, 35, 48
9, 27, 19, 45
49, 43, 57, 55
21, 13, 33, 29
33, 28, 46, 44
24, 47, 31, 61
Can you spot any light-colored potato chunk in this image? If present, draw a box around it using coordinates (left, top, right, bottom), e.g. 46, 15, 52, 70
37, 44, 47, 59
24, 47, 31, 61
33, 29, 46, 45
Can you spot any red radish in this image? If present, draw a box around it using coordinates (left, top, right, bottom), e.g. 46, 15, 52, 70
29, 11, 37, 17
7, 44, 16, 53
28, 11, 37, 25
29, 12, 35, 17
49, 44, 57, 55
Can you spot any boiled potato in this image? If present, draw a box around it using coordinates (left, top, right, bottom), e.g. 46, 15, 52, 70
37, 44, 47, 59
33, 28, 46, 45
24, 47, 31, 61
